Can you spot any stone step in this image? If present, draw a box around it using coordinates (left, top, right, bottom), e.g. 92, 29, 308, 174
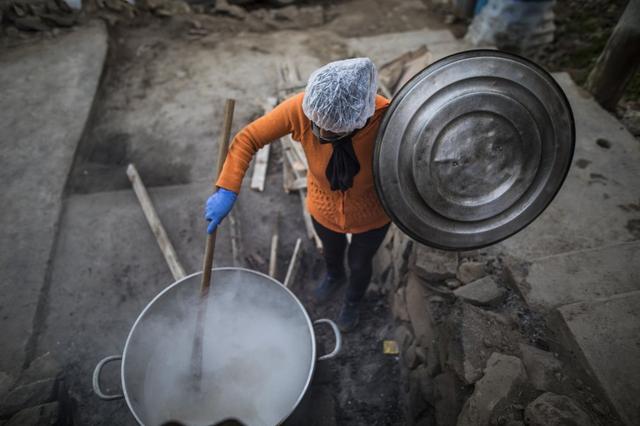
507, 241, 640, 311
556, 291, 640, 426
0, 20, 108, 376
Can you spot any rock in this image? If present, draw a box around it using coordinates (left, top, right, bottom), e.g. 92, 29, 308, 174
0, 373, 15, 400
445, 278, 461, 289
457, 261, 486, 284
432, 372, 466, 426
393, 287, 410, 322
408, 368, 431, 421
40, 13, 76, 28
271, 5, 324, 27
403, 344, 420, 370
0, 378, 58, 418
457, 353, 528, 426
519, 344, 563, 392
215, 0, 247, 19
17, 353, 61, 387
5, 402, 59, 426
453, 276, 506, 306
12, 16, 50, 32
443, 302, 521, 384
416, 366, 435, 404
413, 244, 458, 281
395, 324, 414, 350
405, 272, 436, 349
524, 392, 593, 426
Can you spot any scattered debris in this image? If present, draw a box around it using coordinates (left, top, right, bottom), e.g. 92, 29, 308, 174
453, 276, 506, 306
0, 378, 58, 418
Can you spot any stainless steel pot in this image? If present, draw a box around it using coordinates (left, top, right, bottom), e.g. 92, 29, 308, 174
93, 267, 341, 426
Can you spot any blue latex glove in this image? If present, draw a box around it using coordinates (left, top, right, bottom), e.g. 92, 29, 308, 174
204, 188, 237, 234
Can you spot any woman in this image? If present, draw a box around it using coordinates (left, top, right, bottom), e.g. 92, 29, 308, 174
204, 57, 391, 332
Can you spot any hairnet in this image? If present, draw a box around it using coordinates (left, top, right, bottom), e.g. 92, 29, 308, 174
302, 57, 378, 134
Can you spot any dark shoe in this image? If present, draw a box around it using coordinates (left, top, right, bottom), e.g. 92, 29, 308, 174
313, 273, 346, 304
337, 300, 360, 332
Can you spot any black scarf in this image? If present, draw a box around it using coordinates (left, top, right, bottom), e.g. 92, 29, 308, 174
319, 132, 361, 192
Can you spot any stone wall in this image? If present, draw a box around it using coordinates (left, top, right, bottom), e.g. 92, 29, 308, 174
374, 226, 616, 426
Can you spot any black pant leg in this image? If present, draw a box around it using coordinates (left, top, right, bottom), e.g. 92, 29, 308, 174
311, 217, 348, 277
346, 222, 391, 302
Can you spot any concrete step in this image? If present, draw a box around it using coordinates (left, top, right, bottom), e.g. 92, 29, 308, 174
508, 241, 640, 311
557, 291, 640, 426
0, 20, 108, 376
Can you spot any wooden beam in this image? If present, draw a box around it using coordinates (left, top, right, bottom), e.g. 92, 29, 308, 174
284, 237, 303, 288
250, 98, 277, 191
250, 145, 270, 191
126, 163, 186, 281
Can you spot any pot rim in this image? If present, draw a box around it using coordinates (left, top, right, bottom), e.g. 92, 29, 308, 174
120, 266, 317, 426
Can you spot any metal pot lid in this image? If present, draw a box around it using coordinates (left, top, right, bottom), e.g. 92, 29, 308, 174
374, 49, 575, 250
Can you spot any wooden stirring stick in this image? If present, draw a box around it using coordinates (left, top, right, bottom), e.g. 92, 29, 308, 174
191, 98, 236, 388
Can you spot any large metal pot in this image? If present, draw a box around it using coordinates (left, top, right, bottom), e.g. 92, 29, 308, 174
93, 267, 341, 426
374, 50, 575, 250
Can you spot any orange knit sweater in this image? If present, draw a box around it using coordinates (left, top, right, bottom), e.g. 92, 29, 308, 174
216, 92, 391, 234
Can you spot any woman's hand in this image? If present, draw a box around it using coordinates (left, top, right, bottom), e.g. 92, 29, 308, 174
204, 188, 237, 234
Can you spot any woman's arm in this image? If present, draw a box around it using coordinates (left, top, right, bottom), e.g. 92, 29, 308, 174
215, 94, 302, 193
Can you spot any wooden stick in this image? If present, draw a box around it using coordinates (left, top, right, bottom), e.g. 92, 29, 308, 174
283, 237, 303, 288
268, 212, 280, 278
126, 164, 186, 281
192, 98, 235, 387
200, 98, 235, 294
228, 211, 240, 267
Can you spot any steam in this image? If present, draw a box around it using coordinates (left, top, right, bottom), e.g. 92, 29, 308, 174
129, 270, 314, 426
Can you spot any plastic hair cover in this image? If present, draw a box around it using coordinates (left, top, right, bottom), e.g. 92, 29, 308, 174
302, 57, 378, 134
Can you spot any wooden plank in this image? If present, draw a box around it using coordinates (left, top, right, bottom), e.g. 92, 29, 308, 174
282, 148, 295, 193
126, 163, 186, 281
290, 177, 307, 191
299, 189, 323, 251
282, 138, 307, 178
250, 98, 277, 191
286, 134, 308, 170
250, 144, 270, 191
284, 237, 303, 288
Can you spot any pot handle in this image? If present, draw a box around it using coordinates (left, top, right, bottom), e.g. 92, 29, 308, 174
313, 319, 342, 361
92, 355, 124, 400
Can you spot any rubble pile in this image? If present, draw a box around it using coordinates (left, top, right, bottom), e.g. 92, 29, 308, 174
1, 0, 324, 39
0, 353, 73, 425
1, 0, 79, 34
374, 225, 622, 425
